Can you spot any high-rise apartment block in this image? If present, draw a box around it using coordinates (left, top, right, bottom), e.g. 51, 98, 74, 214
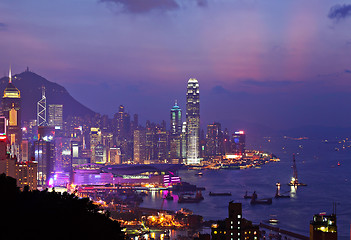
310, 213, 337, 240
212, 201, 260, 240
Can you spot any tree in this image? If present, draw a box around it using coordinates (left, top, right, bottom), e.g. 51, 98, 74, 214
0, 174, 125, 240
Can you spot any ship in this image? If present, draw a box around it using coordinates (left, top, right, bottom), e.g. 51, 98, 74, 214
288, 154, 307, 187
250, 191, 272, 205
250, 197, 272, 205
178, 191, 204, 203
274, 182, 290, 198
164, 191, 174, 200
209, 192, 232, 196
244, 191, 254, 199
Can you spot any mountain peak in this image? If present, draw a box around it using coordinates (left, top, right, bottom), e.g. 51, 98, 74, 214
0, 70, 96, 121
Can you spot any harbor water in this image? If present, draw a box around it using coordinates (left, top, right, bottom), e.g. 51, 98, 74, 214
140, 137, 351, 240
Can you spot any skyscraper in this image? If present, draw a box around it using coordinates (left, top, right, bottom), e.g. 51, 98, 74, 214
186, 78, 200, 165
37, 87, 47, 127
232, 131, 246, 155
170, 101, 182, 160
206, 122, 223, 156
2, 68, 21, 145
133, 128, 146, 164
90, 127, 102, 163
48, 104, 63, 129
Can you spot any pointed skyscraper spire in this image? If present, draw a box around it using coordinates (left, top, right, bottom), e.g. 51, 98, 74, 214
8, 66, 12, 83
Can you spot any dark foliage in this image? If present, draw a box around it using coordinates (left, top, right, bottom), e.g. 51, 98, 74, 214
0, 173, 125, 240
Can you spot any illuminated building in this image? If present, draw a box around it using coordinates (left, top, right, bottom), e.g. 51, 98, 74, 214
90, 127, 101, 163
21, 140, 29, 161
115, 105, 132, 162
15, 161, 37, 190
35, 137, 55, 187
145, 121, 169, 163
108, 147, 121, 164
170, 101, 182, 160
37, 87, 47, 126
0, 137, 37, 190
310, 213, 337, 240
116, 105, 131, 141
181, 122, 187, 160
171, 101, 182, 135
206, 122, 223, 156
71, 141, 89, 167
156, 126, 168, 161
232, 131, 246, 155
186, 78, 200, 165
35, 126, 55, 187
211, 201, 259, 240
94, 144, 106, 164
133, 129, 146, 164
2, 68, 21, 146
54, 137, 72, 171
72, 163, 182, 186
48, 104, 63, 129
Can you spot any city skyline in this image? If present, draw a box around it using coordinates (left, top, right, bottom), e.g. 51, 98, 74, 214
1, 1, 351, 130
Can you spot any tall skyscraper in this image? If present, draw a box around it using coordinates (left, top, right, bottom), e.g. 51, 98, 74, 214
186, 78, 200, 165
133, 129, 146, 164
232, 131, 246, 155
170, 101, 182, 135
48, 104, 63, 129
206, 122, 223, 156
2, 68, 21, 145
37, 87, 47, 127
35, 133, 55, 187
170, 101, 182, 160
90, 127, 102, 163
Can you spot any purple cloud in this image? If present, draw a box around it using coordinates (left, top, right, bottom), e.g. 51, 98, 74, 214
100, 0, 207, 14
100, 0, 179, 13
240, 79, 297, 88
0, 22, 7, 31
328, 4, 351, 21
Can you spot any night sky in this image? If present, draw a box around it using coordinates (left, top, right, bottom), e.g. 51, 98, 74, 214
1, 0, 351, 131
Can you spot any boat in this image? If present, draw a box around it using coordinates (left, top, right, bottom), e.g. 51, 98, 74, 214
195, 172, 203, 176
209, 192, 232, 196
274, 182, 290, 198
178, 191, 204, 203
250, 197, 272, 205
288, 154, 307, 187
275, 194, 290, 199
250, 191, 272, 205
268, 215, 279, 224
244, 191, 254, 199
164, 191, 173, 200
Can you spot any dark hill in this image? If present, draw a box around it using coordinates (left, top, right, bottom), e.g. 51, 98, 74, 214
0, 70, 96, 122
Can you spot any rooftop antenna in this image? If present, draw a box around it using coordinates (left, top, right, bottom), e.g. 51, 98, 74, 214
8, 66, 12, 83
